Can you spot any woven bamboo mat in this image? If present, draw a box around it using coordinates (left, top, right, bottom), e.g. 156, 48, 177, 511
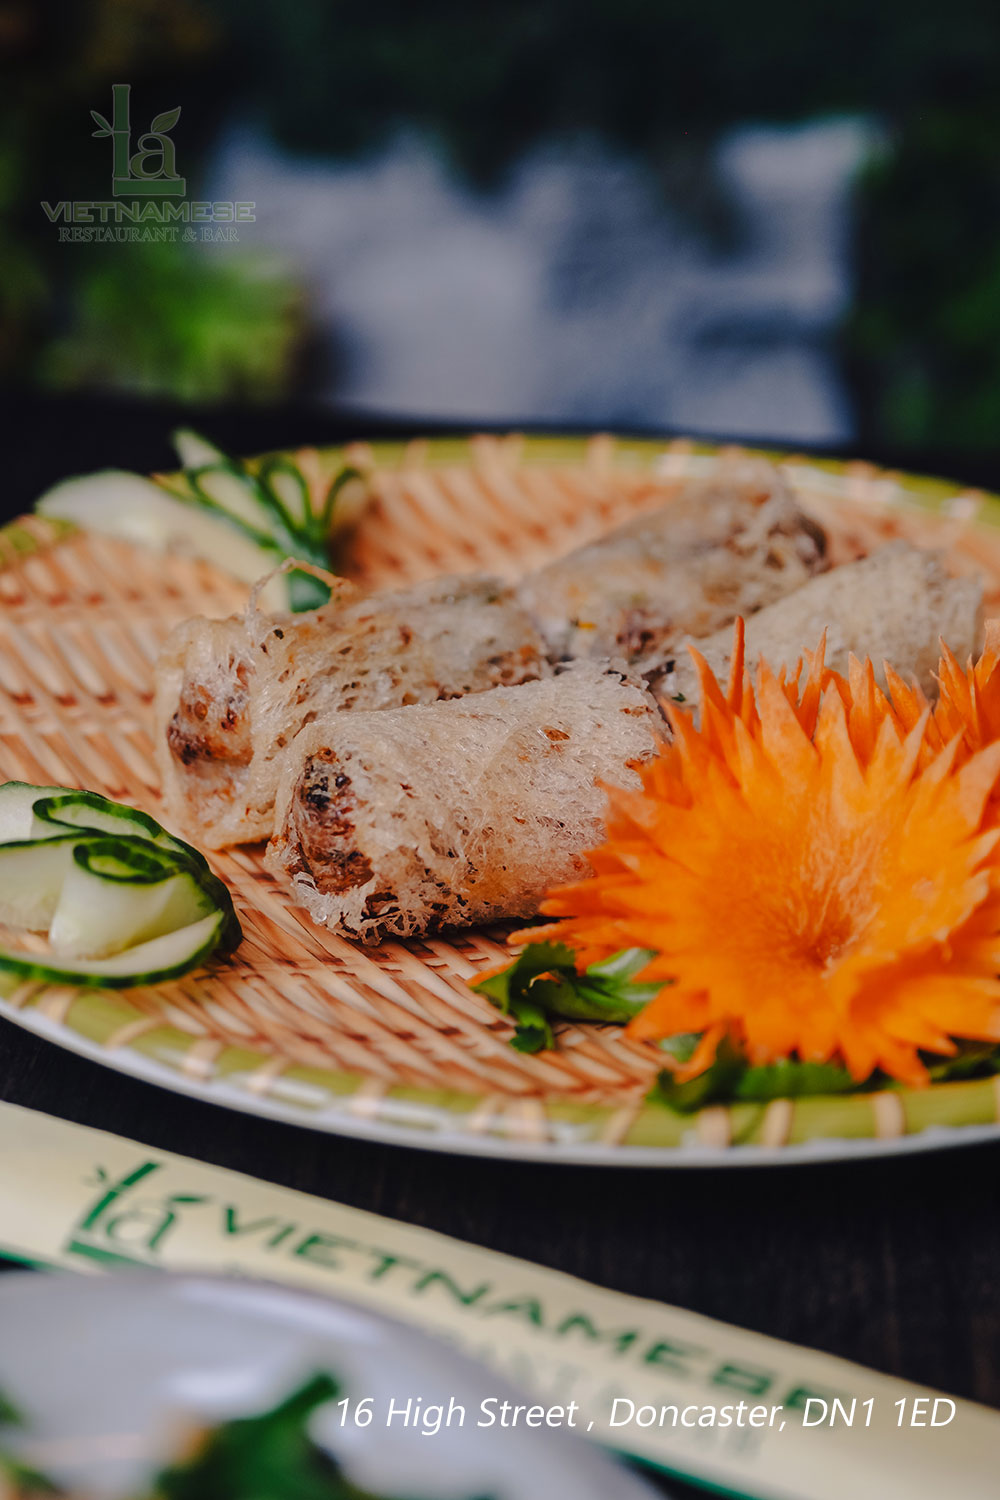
3, 434, 1000, 1162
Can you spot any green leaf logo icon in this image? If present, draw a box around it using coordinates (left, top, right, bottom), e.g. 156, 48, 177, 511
150, 106, 181, 135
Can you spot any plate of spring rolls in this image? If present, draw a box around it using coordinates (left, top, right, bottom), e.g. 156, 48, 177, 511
4, 433, 1000, 1165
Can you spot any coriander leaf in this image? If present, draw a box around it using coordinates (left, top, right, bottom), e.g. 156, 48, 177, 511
0, 1390, 22, 1427
657, 1032, 701, 1065
148, 1371, 495, 1500
653, 1037, 1000, 1114
508, 985, 559, 1053
473, 941, 579, 1011
584, 947, 663, 999
734, 1057, 859, 1102
151, 1372, 345, 1500
473, 943, 659, 1052
923, 1042, 1000, 1082
652, 1035, 747, 1113
653, 1039, 864, 1112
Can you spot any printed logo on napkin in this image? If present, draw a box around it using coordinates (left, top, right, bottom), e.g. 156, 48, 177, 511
0, 1102, 996, 1500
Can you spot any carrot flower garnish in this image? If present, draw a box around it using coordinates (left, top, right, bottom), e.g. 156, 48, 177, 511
515, 622, 1000, 1088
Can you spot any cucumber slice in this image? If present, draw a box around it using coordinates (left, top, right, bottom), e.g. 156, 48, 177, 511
258, 455, 313, 531
49, 839, 215, 958
0, 783, 243, 959
32, 793, 242, 953
31, 790, 208, 869
0, 782, 67, 843
187, 463, 297, 549
321, 465, 368, 535
33, 434, 366, 615
0, 836, 83, 929
172, 427, 227, 470
35, 471, 290, 612
0, 911, 226, 988
285, 567, 336, 612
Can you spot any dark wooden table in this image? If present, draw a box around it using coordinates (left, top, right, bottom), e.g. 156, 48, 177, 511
3, 390, 1000, 1498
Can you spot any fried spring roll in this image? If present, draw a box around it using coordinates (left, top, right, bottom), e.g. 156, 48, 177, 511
517, 458, 827, 663
266, 662, 665, 943
155, 575, 549, 848
647, 542, 983, 709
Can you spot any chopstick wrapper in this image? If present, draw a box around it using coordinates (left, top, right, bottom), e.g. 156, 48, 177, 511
0, 1102, 996, 1500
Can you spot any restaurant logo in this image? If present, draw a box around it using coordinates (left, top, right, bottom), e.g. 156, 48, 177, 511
40, 84, 255, 243
90, 84, 186, 198
65, 1160, 207, 1268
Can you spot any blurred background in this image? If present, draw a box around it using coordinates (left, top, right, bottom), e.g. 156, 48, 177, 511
3, 0, 1000, 474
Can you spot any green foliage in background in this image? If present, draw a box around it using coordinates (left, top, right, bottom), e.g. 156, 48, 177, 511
204, 0, 1000, 451
207, 0, 987, 180
845, 112, 1000, 450
6, 0, 1000, 445
42, 245, 304, 401
1, 0, 306, 403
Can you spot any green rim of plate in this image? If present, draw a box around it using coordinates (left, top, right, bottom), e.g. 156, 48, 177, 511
4, 434, 1000, 1164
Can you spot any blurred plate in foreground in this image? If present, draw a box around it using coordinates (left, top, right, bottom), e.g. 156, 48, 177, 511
0, 1272, 661, 1498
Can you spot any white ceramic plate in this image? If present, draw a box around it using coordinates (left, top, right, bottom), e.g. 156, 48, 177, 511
0, 1273, 662, 1499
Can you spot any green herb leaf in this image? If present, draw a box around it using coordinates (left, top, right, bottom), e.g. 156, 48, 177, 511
473, 942, 660, 1052
653, 1035, 1000, 1113
146, 1372, 488, 1500
0, 1452, 63, 1495
0, 1371, 495, 1500
0, 1390, 22, 1427
151, 1373, 345, 1500
735, 1057, 860, 1103
924, 1041, 1000, 1082
653, 1039, 861, 1113
0, 1398, 63, 1497
653, 1035, 747, 1113
657, 1032, 701, 1065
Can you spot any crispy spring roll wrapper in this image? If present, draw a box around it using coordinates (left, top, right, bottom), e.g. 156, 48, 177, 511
516, 458, 827, 663
155, 574, 549, 849
646, 541, 983, 709
266, 661, 666, 944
